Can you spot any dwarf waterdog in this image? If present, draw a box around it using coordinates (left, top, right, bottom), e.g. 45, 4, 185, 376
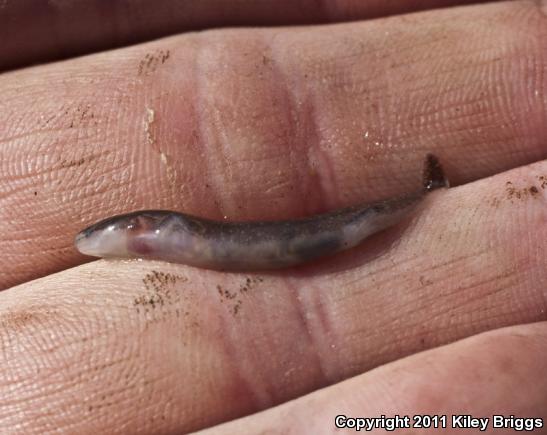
75, 154, 447, 271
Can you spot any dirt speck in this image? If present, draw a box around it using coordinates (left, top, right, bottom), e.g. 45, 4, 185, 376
59, 157, 87, 169
538, 175, 547, 189
489, 197, 501, 208
504, 181, 541, 202
216, 276, 264, 317
240, 276, 263, 293
217, 285, 237, 301
419, 275, 432, 286
0, 307, 54, 332
138, 49, 171, 76
233, 302, 242, 315
63, 103, 98, 129
134, 271, 187, 310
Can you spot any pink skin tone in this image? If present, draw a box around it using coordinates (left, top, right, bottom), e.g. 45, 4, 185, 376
0, 0, 546, 433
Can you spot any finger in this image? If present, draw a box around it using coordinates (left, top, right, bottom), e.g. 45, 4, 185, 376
1, 160, 546, 432
200, 322, 547, 434
1, 0, 546, 288
0, 0, 498, 71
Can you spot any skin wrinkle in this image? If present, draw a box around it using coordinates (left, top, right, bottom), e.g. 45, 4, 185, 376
152, 101, 182, 203
200, 32, 316, 220
1, 92, 113, 254
288, 270, 353, 381
266, 39, 324, 217
408, 261, 520, 317
271, 48, 325, 215
211, 39, 255, 213
136, 106, 166, 204
273, 31, 373, 196
193, 34, 244, 221
422, 283, 516, 336
238, 281, 314, 406
305, 93, 340, 213
296, 99, 331, 215
521, 180, 547, 317
418, 7, 540, 146
305, 281, 337, 369
136, 273, 267, 430
511, 7, 547, 147
328, 251, 426, 302
407, 83, 503, 126
282, 276, 330, 386
77, 342, 151, 430
0, 293, 142, 423
210, 293, 265, 413
138, 54, 186, 200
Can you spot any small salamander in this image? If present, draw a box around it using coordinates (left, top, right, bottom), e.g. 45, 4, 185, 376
75, 154, 447, 270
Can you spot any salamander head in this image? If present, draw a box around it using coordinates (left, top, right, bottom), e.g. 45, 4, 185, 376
74, 210, 171, 259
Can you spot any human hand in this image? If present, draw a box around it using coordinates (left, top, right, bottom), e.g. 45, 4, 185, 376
0, 1, 546, 433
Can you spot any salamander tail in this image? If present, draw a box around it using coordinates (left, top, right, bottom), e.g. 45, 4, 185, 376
423, 153, 449, 191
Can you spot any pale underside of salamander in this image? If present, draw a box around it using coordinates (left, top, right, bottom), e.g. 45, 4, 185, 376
75, 154, 447, 271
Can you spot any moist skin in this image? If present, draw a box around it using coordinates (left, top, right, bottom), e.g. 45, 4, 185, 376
75, 154, 447, 271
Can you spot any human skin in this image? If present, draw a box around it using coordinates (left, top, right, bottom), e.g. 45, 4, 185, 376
0, 0, 546, 434
0, 0, 498, 72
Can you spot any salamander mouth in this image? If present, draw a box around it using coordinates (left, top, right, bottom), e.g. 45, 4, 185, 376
74, 230, 87, 245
